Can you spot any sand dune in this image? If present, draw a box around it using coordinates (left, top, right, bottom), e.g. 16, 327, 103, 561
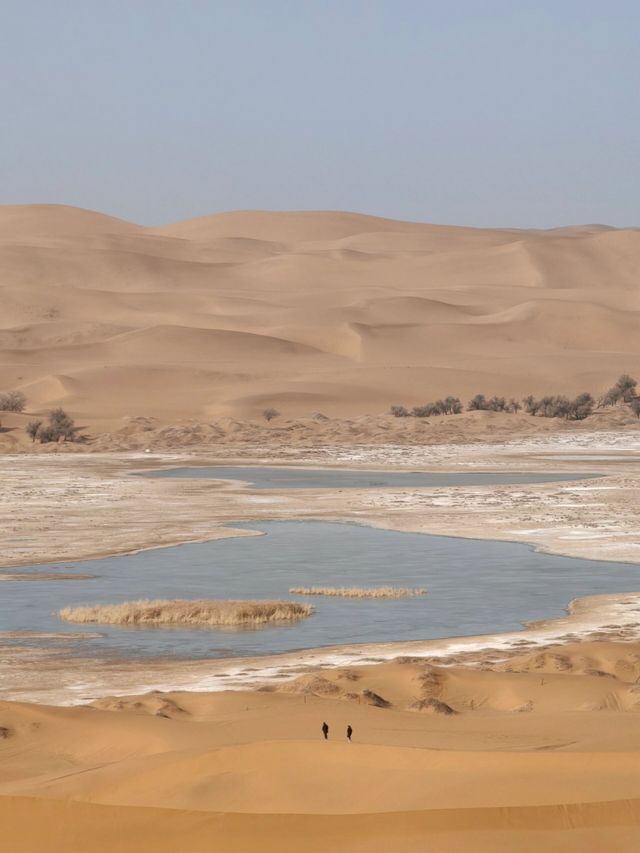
4, 642, 640, 849
1, 204, 640, 434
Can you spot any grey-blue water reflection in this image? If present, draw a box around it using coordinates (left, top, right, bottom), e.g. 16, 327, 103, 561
142, 466, 597, 489
2, 521, 639, 662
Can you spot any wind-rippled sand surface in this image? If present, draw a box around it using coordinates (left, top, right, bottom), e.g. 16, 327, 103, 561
5, 626, 640, 852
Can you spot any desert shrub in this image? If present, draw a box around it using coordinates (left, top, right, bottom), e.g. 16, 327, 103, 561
412, 404, 433, 417
467, 394, 488, 411
629, 399, 640, 418
412, 397, 461, 417
390, 405, 410, 417
614, 374, 637, 403
32, 408, 77, 443
48, 407, 76, 441
25, 420, 43, 442
507, 398, 521, 413
549, 395, 570, 418
262, 408, 280, 422
522, 393, 594, 420
568, 392, 595, 420
0, 390, 26, 412
487, 396, 507, 412
442, 396, 462, 414
37, 425, 60, 443
601, 374, 638, 406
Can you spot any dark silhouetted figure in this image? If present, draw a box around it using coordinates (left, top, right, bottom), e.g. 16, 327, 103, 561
322, 721, 329, 740
346, 724, 353, 742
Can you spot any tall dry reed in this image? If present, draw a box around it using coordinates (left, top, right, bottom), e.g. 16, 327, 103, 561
59, 599, 313, 627
288, 586, 426, 599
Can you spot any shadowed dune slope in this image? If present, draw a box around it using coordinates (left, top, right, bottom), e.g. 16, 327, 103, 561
1, 204, 639, 423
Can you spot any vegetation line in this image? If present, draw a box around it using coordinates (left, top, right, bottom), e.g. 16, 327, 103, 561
391, 374, 640, 421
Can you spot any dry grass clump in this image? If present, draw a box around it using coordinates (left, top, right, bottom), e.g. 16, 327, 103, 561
58, 599, 313, 628
409, 697, 458, 715
289, 586, 427, 599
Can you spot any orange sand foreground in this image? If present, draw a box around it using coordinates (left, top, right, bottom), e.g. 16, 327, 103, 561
3, 641, 640, 851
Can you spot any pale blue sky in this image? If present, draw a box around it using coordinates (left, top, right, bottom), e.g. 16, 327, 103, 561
1, 1, 638, 227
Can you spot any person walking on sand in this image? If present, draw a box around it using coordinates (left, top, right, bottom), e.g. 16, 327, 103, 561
346, 724, 353, 742
322, 721, 329, 740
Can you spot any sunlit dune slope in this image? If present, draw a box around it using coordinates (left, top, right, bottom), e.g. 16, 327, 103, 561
5, 642, 640, 851
1, 204, 639, 423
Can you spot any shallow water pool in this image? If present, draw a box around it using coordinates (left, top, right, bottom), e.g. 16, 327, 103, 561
142, 466, 598, 490
2, 520, 639, 663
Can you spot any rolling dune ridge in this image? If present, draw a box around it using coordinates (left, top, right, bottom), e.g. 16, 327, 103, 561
4, 642, 640, 850
2, 205, 640, 436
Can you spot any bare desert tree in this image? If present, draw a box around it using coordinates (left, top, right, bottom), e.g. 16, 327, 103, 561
522, 393, 594, 420
601, 374, 638, 406
25, 419, 43, 442
443, 396, 462, 414
568, 392, 595, 420
35, 408, 77, 442
630, 399, 640, 418
390, 405, 410, 417
0, 390, 27, 412
262, 408, 281, 422
487, 396, 507, 412
411, 397, 462, 417
467, 394, 488, 411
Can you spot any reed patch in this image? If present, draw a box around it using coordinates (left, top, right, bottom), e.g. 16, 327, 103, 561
59, 599, 314, 628
289, 586, 426, 599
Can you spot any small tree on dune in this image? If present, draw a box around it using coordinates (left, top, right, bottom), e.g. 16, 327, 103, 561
412, 404, 432, 417
443, 396, 462, 414
567, 392, 595, 420
32, 408, 77, 443
601, 374, 638, 406
487, 396, 507, 412
262, 408, 280, 422
0, 390, 27, 412
615, 374, 637, 403
467, 394, 488, 411
390, 405, 410, 417
26, 419, 43, 442
48, 407, 76, 441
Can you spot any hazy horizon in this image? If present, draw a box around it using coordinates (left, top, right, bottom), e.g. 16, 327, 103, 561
3, 201, 635, 233
2, 1, 639, 229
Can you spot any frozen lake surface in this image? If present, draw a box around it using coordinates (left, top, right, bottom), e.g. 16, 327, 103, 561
3, 519, 639, 663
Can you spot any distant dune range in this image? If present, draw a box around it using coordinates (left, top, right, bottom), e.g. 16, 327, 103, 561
1, 205, 639, 429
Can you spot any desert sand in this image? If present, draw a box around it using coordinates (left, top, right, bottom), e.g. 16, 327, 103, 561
1, 204, 640, 442
4, 639, 640, 851
2, 443, 640, 848
4, 206, 640, 850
